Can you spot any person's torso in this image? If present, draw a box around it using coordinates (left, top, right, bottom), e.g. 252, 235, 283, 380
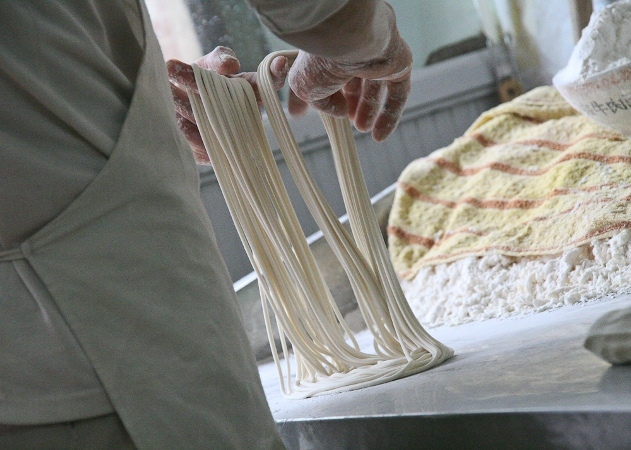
0, 0, 143, 249
0, 0, 143, 424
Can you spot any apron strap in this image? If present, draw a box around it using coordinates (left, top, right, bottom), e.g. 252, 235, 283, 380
0, 242, 29, 262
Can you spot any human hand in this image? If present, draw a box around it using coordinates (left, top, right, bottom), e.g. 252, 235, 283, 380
288, 26, 412, 142
167, 46, 307, 164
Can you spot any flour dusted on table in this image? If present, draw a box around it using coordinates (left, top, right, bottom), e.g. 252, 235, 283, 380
555, 0, 631, 84
402, 230, 631, 328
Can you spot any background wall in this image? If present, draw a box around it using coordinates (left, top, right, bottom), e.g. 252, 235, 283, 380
145, 0, 202, 62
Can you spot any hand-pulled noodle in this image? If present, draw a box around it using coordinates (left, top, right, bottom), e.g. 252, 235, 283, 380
188, 51, 452, 398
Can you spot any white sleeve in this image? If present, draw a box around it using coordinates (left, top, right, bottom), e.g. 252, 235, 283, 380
247, 0, 349, 35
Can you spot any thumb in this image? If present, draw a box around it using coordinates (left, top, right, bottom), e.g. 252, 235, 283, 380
196, 46, 240, 75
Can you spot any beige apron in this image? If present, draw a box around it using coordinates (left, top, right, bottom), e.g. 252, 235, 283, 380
0, 3, 282, 449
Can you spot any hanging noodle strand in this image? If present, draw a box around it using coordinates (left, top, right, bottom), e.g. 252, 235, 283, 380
188, 50, 453, 398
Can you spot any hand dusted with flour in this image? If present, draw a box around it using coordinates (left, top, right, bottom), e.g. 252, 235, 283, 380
285, 0, 413, 142
167, 46, 292, 164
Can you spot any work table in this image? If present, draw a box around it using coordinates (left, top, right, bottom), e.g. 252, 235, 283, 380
259, 294, 631, 449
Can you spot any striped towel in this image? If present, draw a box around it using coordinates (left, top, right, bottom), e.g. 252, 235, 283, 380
389, 86, 631, 281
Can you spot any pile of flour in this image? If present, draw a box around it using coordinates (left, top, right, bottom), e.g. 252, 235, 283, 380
402, 230, 631, 328
554, 0, 631, 84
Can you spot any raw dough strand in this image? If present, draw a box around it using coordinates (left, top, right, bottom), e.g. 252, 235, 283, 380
189, 66, 379, 392
257, 57, 406, 358
257, 50, 453, 366
188, 51, 452, 398
320, 113, 448, 354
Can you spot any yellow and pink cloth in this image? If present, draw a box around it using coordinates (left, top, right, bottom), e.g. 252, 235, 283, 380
389, 86, 631, 280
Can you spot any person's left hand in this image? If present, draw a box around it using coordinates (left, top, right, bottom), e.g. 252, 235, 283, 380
167, 46, 307, 164
287, 23, 413, 143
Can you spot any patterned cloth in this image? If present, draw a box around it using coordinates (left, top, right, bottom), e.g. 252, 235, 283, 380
389, 86, 631, 280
